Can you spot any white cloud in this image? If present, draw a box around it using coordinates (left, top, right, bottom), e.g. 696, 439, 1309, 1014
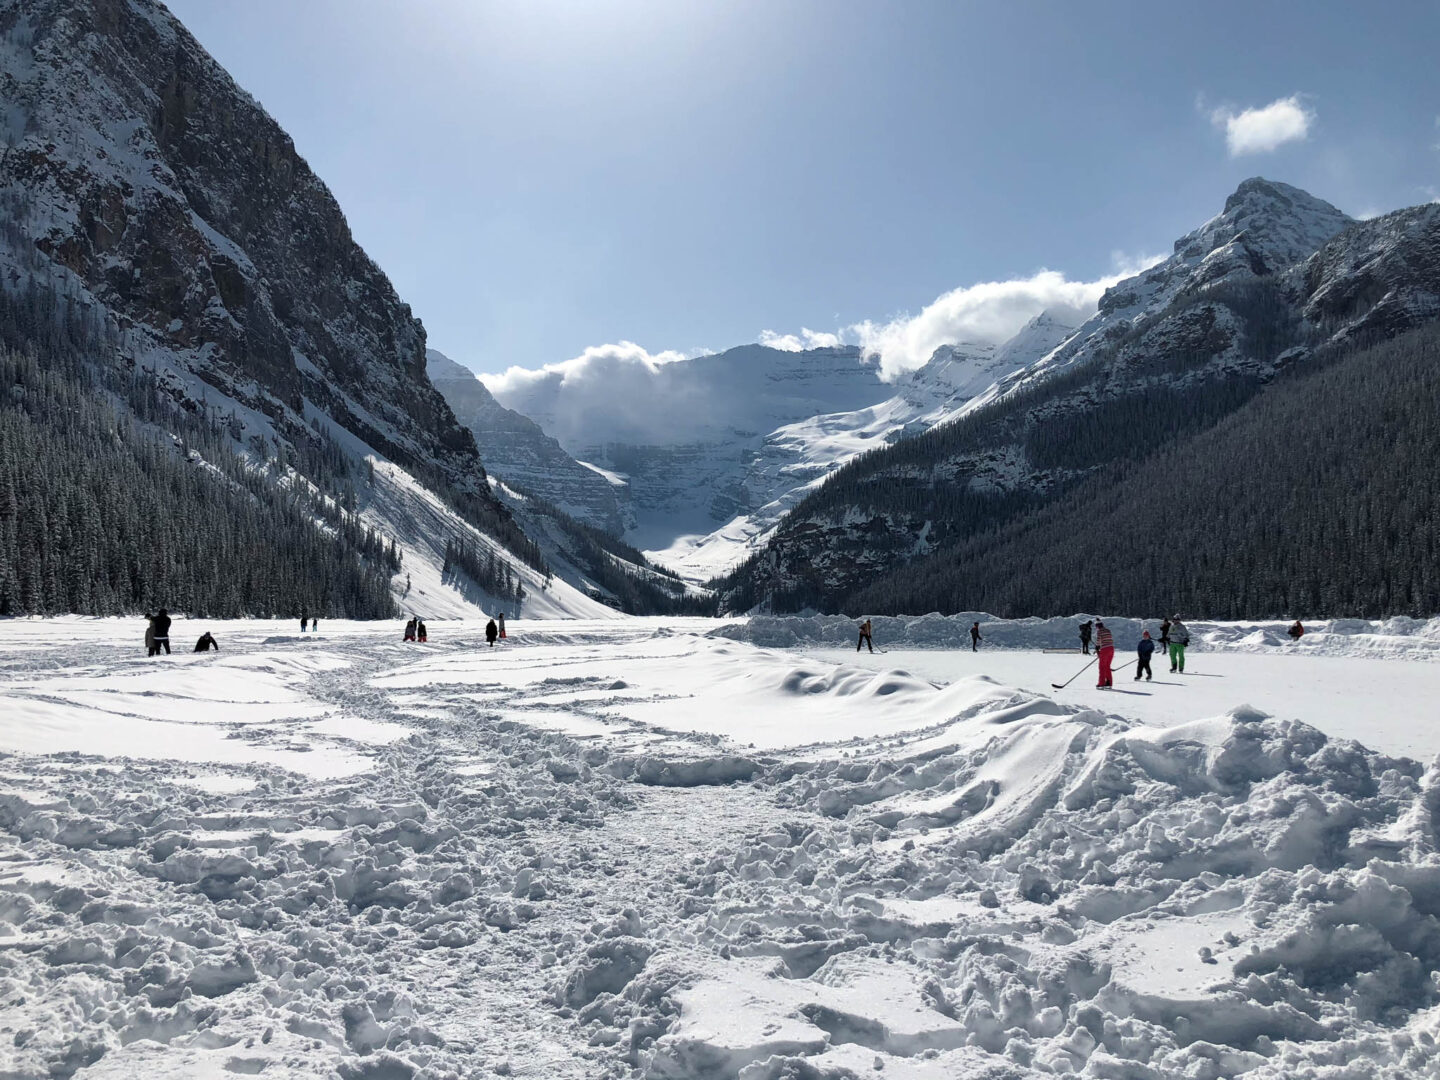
850, 255, 1163, 381
1211, 95, 1313, 157
483, 340, 689, 398
757, 327, 843, 352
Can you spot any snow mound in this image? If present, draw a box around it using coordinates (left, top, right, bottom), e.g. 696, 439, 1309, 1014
634, 707, 1440, 1078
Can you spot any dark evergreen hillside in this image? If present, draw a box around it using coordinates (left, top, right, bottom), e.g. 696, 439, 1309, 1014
849, 322, 1440, 619
715, 190, 1440, 617
0, 289, 401, 618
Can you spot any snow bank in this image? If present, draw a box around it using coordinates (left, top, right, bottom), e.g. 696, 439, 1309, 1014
717, 611, 1440, 660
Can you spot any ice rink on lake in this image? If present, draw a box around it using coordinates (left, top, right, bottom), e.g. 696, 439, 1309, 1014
2, 613, 1438, 1078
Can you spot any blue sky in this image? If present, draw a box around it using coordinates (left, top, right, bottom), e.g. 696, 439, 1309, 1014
166, 0, 1439, 376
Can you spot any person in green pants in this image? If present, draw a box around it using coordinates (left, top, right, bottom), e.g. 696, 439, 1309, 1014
1168, 616, 1190, 672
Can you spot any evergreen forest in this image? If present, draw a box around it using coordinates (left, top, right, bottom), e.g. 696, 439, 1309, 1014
0, 284, 402, 618
846, 322, 1440, 618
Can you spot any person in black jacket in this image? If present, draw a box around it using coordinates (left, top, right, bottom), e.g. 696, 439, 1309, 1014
1078, 620, 1093, 655
150, 609, 172, 656
194, 631, 219, 652
970, 622, 982, 652
1135, 631, 1155, 681
485, 618, 499, 647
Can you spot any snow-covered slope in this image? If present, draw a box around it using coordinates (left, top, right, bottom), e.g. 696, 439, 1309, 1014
484, 317, 1074, 582
655, 312, 1075, 580
482, 344, 892, 567
427, 349, 632, 534
724, 178, 1440, 612
0, 0, 569, 619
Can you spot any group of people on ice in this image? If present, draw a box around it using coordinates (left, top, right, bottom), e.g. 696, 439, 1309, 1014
142, 610, 219, 655
1082, 616, 1190, 687
402, 613, 507, 646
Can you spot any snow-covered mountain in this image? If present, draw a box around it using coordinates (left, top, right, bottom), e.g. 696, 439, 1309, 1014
0, 0, 610, 620
486, 318, 1075, 581
721, 178, 1440, 613
662, 312, 1076, 580
427, 349, 632, 534
485, 343, 892, 562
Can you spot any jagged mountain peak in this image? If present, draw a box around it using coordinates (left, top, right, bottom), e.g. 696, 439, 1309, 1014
1177, 176, 1353, 271
426, 348, 483, 385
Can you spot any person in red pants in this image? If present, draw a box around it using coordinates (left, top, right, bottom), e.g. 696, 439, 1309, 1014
1095, 619, 1115, 688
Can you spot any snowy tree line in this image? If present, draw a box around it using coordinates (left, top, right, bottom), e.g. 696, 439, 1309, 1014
0, 283, 401, 618
849, 322, 1440, 618
441, 535, 526, 607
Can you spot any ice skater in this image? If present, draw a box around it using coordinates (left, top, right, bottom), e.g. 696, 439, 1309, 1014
857, 618, 874, 654
970, 621, 982, 652
1094, 620, 1114, 688
1135, 630, 1154, 681
1078, 620, 1093, 655
1168, 615, 1190, 673
485, 618, 499, 647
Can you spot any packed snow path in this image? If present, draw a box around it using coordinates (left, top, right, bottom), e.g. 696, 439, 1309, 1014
2, 617, 1440, 1078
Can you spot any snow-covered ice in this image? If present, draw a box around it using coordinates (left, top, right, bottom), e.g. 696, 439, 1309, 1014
2, 613, 1439, 1078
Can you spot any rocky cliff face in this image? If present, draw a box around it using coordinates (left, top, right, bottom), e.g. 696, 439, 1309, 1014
427, 349, 632, 534
0, 0, 492, 499
721, 179, 1440, 612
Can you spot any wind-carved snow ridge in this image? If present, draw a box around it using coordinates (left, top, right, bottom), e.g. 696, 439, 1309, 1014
2, 618, 1439, 1077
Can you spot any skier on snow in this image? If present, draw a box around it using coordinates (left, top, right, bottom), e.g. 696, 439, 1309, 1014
1094, 620, 1115, 688
857, 618, 874, 654
1168, 615, 1190, 673
970, 621, 982, 652
194, 631, 219, 652
1078, 620, 1093, 655
485, 618, 499, 647
1135, 630, 1154, 681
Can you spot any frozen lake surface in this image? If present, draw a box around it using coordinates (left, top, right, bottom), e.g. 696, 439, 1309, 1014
1, 613, 1438, 1078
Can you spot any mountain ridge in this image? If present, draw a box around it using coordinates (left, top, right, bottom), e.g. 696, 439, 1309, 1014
714, 177, 1440, 614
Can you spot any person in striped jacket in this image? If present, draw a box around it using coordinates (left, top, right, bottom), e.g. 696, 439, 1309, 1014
1094, 619, 1115, 688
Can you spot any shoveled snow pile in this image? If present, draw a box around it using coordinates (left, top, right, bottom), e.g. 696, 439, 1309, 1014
1, 617, 1438, 1078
